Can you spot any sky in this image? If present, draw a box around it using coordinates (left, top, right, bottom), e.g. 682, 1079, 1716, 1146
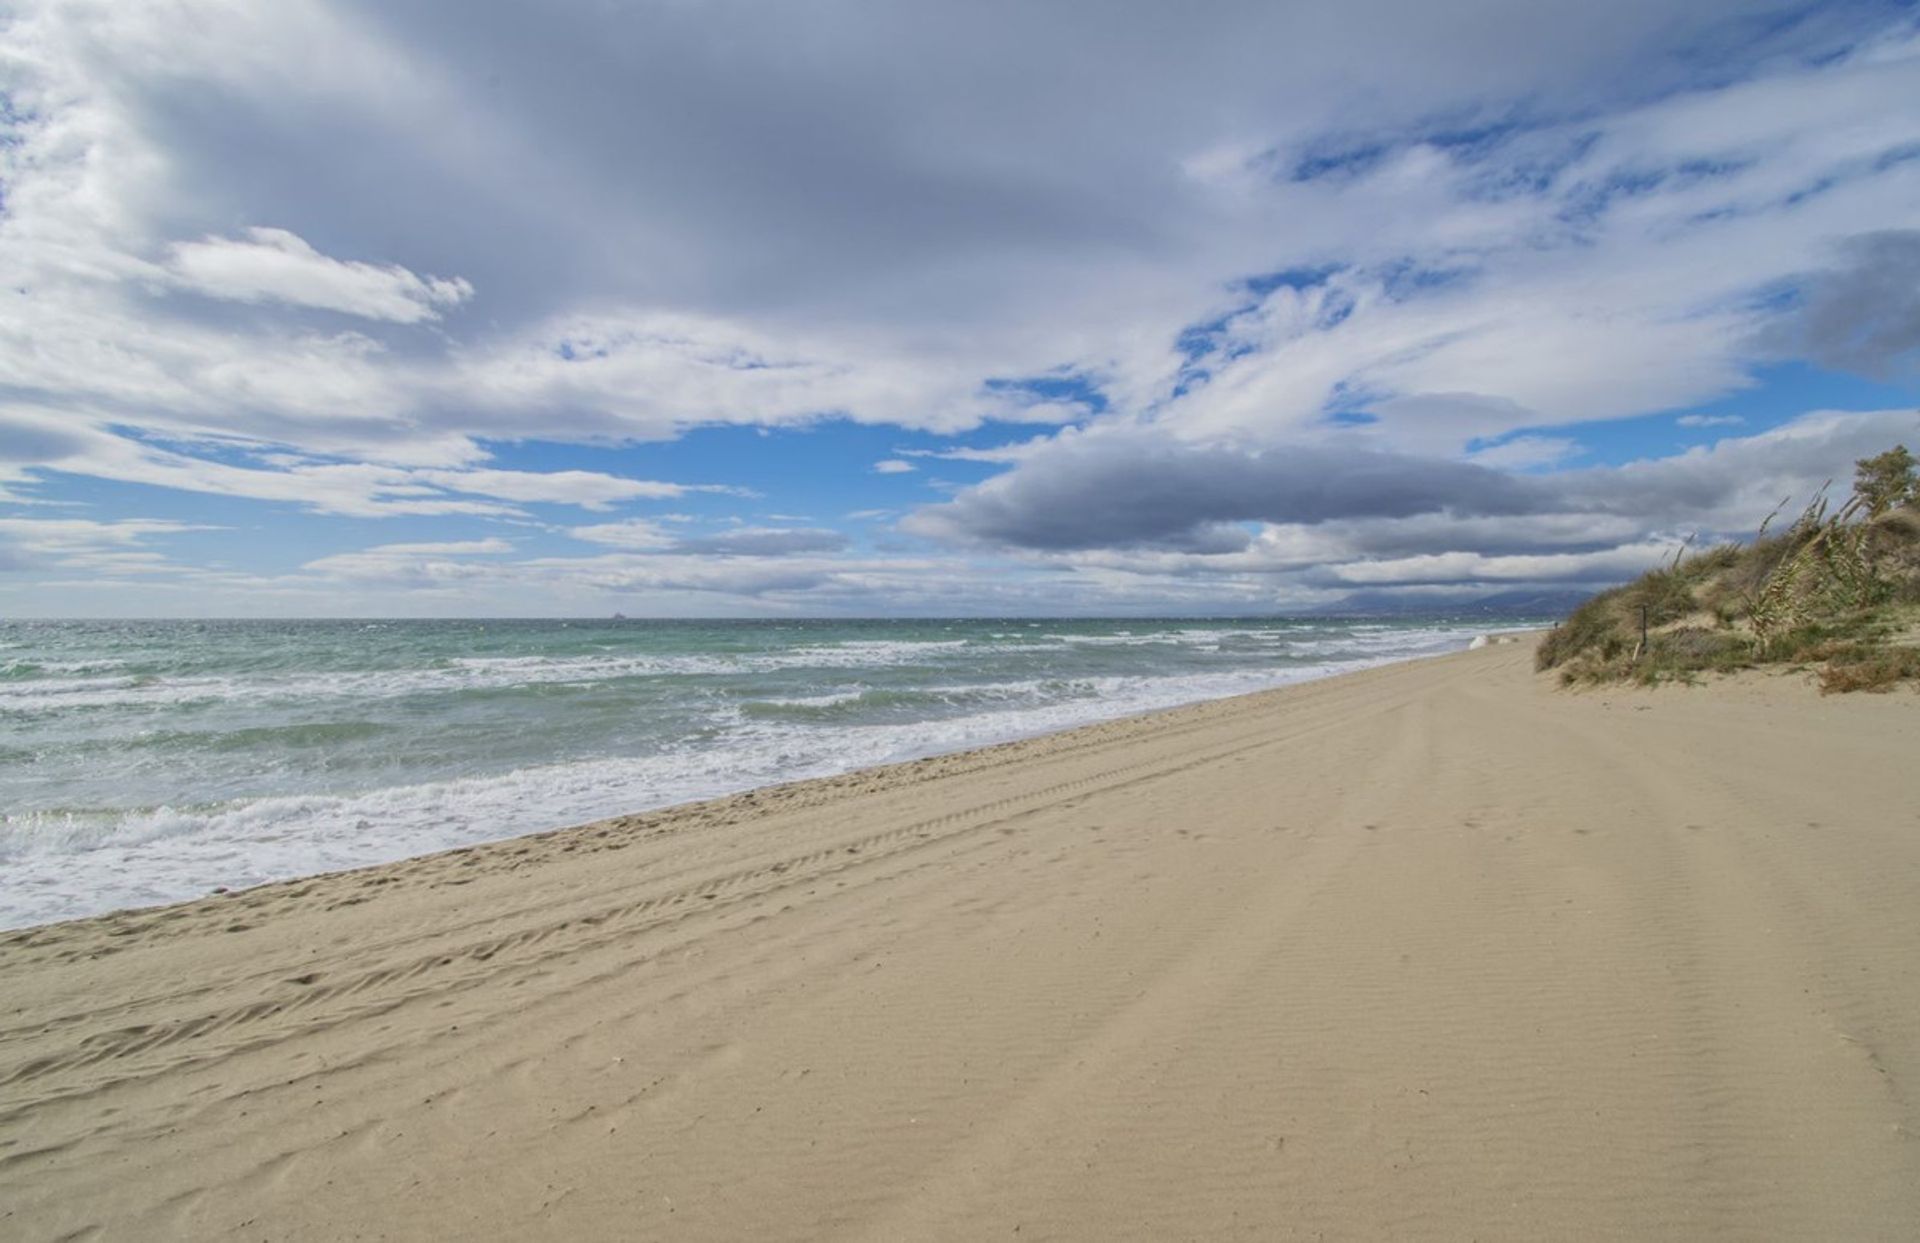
1, 0, 1918, 618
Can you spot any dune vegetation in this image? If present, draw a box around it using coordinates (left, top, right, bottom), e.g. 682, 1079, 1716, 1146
1538, 445, 1920, 692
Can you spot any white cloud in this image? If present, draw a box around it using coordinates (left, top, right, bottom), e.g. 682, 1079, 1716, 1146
354, 538, 513, 556
6, 0, 1909, 482
566, 520, 677, 550
1676, 414, 1746, 428
1326, 542, 1674, 585
298, 537, 516, 581
896, 438, 1052, 464
872, 459, 916, 474
671, 527, 850, 556
165, 228, 473, 323
408, 468, 748, 509
0, 407, 739, 517
0, 517, 210, 548
566, 520, 849, 556
0, 516, 212, 572
451, 310, 1083, 441
1465, 435, 1581, 469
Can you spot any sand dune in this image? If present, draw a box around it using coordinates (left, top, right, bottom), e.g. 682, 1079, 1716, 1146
3, 639, 1918, 1239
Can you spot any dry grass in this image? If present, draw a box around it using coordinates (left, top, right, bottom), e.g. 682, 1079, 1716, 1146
1818, 645, 1920, 693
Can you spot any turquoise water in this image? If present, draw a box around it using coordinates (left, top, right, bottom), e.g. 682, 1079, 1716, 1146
0, 617, 1529, 927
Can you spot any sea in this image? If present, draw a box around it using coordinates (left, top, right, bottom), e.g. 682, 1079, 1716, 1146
0, 616, 1534, 929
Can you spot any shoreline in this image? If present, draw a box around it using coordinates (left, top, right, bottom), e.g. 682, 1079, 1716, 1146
3, 629, 1533, 934
5, 636, 1917, 1239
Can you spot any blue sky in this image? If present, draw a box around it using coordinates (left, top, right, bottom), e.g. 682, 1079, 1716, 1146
1, 0, 1917, 616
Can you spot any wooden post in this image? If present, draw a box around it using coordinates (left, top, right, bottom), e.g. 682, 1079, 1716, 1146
1639, 604, 1649, 661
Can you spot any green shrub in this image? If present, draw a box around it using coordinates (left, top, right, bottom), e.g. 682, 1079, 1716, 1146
1855, 445, 1917, 516
1536, 587, 1624, 671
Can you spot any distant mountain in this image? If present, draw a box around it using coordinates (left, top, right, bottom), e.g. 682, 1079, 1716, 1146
1319, 588, 1599, 619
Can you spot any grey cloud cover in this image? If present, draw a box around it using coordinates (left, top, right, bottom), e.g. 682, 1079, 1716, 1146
1766, 231, 1920, 377
671, 528, 852, 557
911, 410, 1920, 557
906, 433, 1544, 551
4, 0, 1920, 615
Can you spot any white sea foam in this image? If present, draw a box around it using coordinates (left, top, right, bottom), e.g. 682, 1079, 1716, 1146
752, 687, 873, 709
0, 639, 998, 716
2, 626, 1337, 716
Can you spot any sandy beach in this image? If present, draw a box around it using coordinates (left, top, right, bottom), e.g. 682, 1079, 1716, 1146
3, 637, 1918, 1240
